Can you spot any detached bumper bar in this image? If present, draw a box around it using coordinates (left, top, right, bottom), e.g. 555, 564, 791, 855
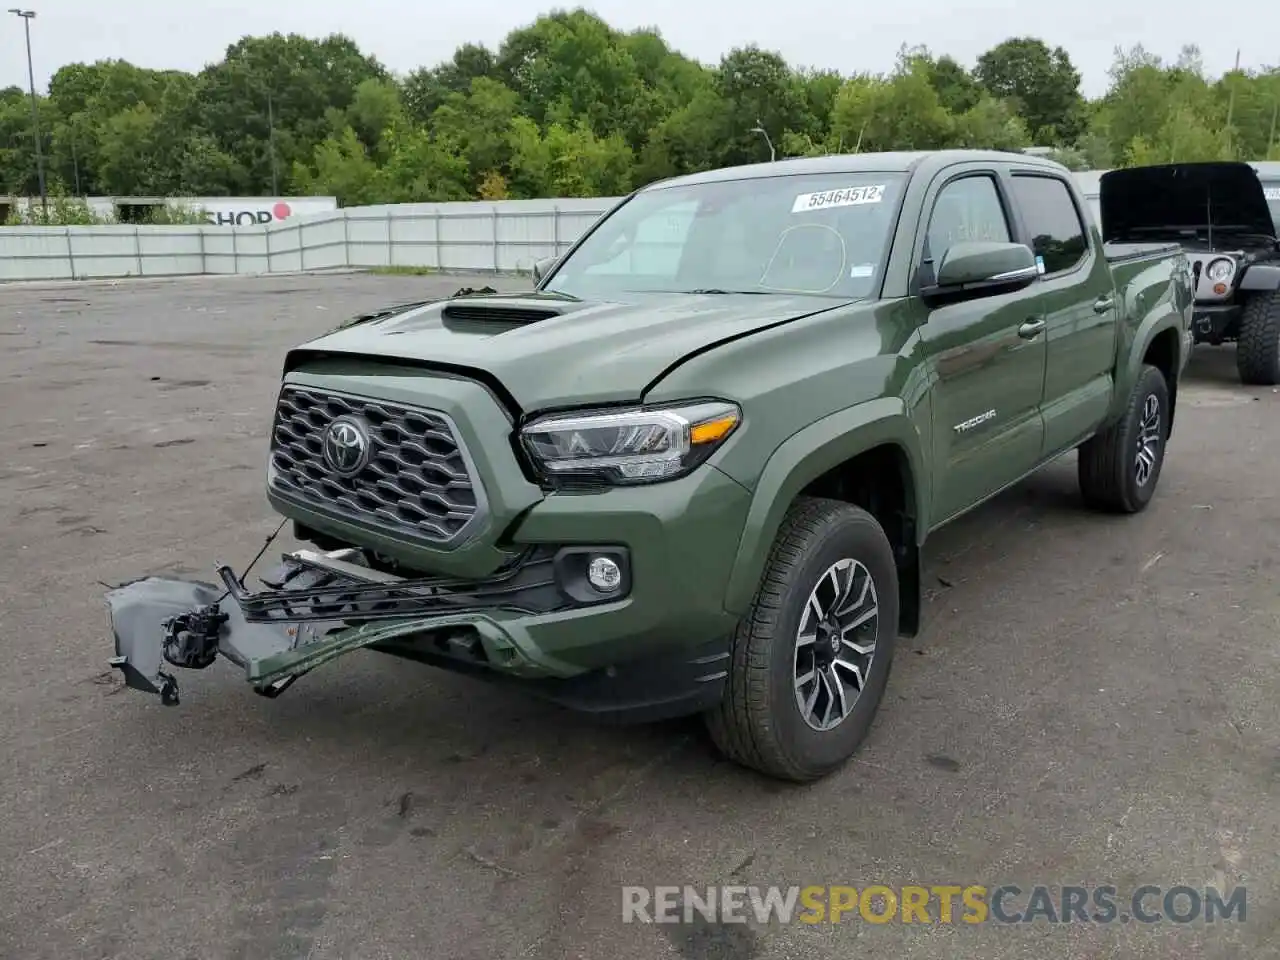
105, 546, 572, 705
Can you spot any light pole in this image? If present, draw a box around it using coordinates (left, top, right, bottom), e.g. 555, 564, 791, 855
750, 120, 776, 163
8, 8, 47, 218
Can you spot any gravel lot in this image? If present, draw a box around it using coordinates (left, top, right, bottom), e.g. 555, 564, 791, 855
1, 272, 1277, 960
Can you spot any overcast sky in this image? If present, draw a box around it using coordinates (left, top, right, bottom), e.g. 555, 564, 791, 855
1, 1, 1272, 99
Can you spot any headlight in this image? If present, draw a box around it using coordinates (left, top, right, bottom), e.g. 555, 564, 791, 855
520, 400, 741, 486
1206, 258, 1234, 283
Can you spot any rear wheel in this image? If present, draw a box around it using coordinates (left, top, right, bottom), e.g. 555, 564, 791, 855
705, 497, 898, 782
1077, 363, 1169, 514
1237, 290, 1280, 385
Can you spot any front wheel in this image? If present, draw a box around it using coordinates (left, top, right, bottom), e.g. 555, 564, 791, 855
705, 497, 899, 782
1077, 363, 1170, 514
1237, 290, 1280, 386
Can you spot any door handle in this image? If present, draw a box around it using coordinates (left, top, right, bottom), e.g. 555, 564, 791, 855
1017, 318, 1046, 339
1093, 296, 1115, 314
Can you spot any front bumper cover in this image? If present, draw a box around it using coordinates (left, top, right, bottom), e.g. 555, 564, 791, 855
106, 545, 609, 704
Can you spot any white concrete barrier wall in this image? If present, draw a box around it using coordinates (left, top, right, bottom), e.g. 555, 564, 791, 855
2, 180, 1113, 283
0, 197, 627, 282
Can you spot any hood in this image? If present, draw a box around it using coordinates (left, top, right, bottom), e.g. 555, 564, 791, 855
1099, 162, 1277, 244
285, 291, 851, 411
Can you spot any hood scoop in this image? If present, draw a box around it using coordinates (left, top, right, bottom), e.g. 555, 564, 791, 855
440, 301, 562, 327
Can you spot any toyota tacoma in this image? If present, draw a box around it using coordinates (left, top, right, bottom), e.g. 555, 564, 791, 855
107, 150, 1193, 782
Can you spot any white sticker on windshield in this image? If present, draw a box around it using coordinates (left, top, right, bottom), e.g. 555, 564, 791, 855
792, 184, 884, 213
1265, 187, 1280, 200
849, 263, 876, 278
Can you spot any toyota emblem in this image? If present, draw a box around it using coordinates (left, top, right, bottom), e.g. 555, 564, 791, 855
322, 416, 371, 476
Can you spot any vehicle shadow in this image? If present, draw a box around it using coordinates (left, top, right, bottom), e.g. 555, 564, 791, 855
1184, 342, 1245, 386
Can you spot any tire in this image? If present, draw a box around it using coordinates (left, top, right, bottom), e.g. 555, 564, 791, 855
1077, 363, 1170, 514
1237, 290, 1280, 386
705, 496, 899, 783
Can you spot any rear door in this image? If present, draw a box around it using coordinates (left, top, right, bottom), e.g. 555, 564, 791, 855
1007, 170, 1118, 457
913, 164, 1048, 526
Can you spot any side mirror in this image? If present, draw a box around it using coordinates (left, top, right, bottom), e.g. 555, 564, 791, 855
532, 256, 559, 285
924, 241, 1039, 301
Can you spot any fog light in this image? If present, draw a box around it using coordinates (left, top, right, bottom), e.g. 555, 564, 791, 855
587, 556, 622, 592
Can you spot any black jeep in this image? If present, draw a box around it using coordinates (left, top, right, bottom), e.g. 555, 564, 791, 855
1100, 161, 1280, 384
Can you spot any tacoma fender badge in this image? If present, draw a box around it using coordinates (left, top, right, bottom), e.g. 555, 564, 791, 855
954, 409, 997, 434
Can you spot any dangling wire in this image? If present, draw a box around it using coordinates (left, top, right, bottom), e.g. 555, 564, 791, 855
216, 517, 288, 603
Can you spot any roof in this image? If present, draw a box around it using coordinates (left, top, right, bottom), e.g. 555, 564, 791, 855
642, 149, 1069, 191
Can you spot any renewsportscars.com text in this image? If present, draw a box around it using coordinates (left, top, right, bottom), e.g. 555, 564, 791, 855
622, 884, 1246, 925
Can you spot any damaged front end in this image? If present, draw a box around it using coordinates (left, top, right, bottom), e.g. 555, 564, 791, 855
107, 544, 568, 705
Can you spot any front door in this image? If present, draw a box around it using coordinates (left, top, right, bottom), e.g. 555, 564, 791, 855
916, 169, 1048, 526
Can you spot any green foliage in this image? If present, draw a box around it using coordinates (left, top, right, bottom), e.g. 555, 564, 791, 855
5, 195, 110, 225
4, 13, 1280, 208
141, 202, 210, 225
3, 195, 212, 226
975, 37, 1087, 144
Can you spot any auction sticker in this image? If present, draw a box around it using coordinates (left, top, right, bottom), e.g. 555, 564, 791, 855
792, 184, 884, 213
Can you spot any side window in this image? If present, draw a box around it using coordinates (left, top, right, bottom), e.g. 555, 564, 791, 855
925, 175, 1011, 269
1010, 175, 1088, 275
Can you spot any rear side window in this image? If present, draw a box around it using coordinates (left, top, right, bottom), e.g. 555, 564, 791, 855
1011, 175, 1089, 275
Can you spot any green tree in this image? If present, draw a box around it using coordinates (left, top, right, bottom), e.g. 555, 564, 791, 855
0, 86, 42, 194
402, 43, 497, 124
1093, 44, 1230, 167
429, 77, 522, 188
347, 78, 404, 154
975, 37, 1086, 144
950, 96, 1031, 150
193, 33, 387, 194
495, 9, 649, 144
506, 115, 632, 197
18, 14, 1280, 215
291, 127, 382, 205
714, 46, 812, 165
634, 88, 729, 184
377, 123, 472, 202
829, 59, 954, 153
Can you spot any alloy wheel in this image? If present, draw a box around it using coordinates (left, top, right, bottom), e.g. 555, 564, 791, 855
1135, 393, 1161, 487
793, 558, 879, 732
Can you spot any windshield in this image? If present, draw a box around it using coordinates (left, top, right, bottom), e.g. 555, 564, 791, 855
543, 172, 906, 300
1265, 182, 1280, 233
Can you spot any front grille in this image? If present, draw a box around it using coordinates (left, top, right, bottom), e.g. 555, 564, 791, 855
269, 386, 482, 545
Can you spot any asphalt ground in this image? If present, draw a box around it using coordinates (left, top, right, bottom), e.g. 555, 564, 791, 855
1, 272, 1277, 960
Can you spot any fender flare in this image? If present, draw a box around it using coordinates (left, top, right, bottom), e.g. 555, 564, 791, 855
1110, 278, 1187, 427
1239, 264, 1280, 293
722, 397, 928, 616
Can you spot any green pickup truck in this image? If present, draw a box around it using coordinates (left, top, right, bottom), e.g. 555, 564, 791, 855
107, 150, 1194, 782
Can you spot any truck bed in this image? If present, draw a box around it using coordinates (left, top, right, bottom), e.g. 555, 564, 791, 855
1103, 241, 1183, 265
